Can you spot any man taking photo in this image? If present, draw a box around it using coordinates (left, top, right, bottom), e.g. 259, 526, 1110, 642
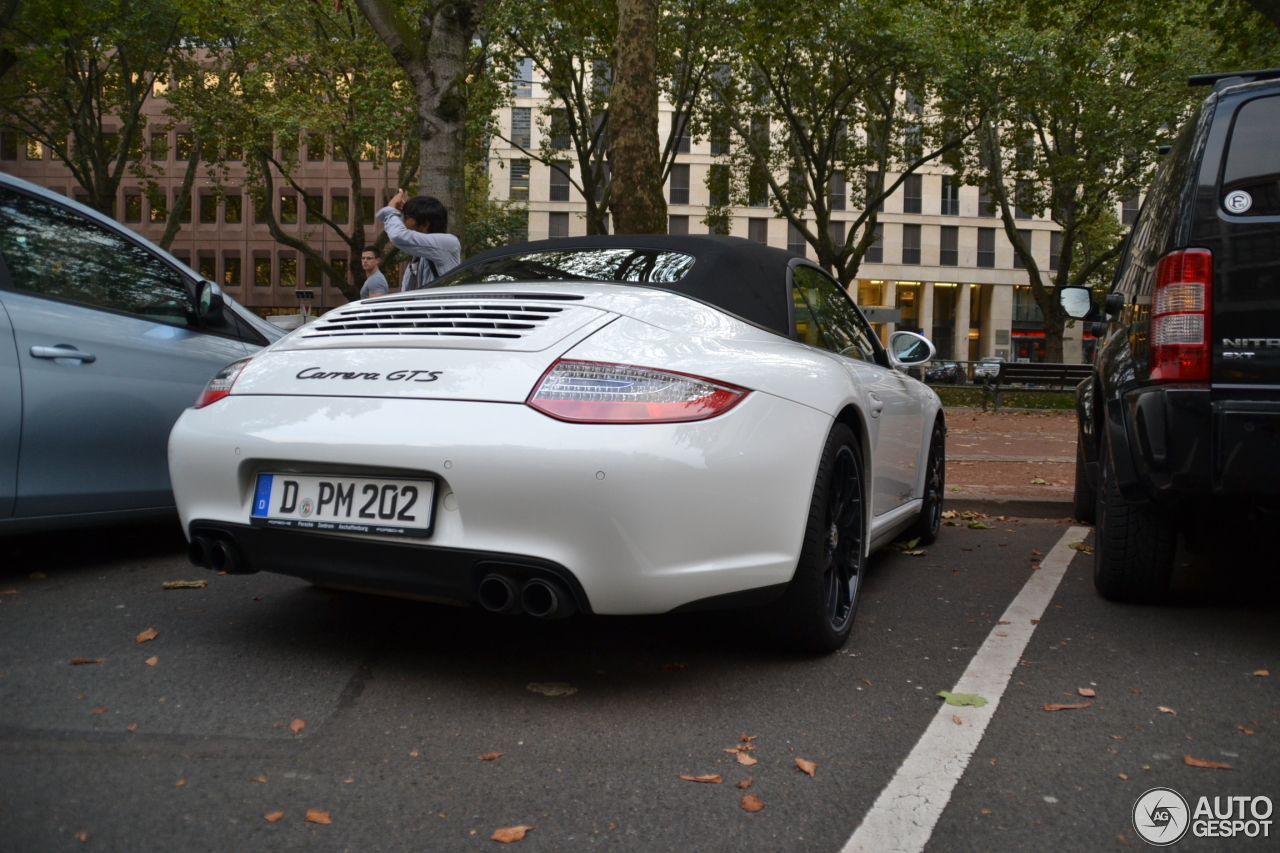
375, 189, 461, 292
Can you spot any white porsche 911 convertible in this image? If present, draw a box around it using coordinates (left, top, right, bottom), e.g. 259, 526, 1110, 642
169, 235, 945, 651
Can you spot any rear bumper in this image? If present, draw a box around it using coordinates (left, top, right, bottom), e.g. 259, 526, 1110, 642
1120, 385, 1280, 501
169, 393, 828, 614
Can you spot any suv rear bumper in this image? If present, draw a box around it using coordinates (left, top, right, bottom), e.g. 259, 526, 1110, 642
1120, 385, 1280, 500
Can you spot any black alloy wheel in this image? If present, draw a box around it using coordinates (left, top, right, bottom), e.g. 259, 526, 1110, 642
910, 421, 946, 545
776, 423, 866, 653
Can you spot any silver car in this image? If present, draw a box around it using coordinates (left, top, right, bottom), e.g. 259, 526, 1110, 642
0, 174, 283, 534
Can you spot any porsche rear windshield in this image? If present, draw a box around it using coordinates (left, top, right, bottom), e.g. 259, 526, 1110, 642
432, 249, 696, 287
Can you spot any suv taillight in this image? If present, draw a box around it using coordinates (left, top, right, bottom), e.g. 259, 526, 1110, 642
1150, 248, 1212, 382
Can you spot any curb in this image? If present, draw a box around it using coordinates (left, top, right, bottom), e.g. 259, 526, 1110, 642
944, 495, 1077, 519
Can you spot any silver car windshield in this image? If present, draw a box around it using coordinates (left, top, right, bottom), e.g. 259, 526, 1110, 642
433, 249, 696, 287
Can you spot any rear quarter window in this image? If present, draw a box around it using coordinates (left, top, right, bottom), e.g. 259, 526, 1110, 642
1222, 95, 1280, 216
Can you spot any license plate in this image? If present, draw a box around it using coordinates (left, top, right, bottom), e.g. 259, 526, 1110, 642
250, 473, 435, 538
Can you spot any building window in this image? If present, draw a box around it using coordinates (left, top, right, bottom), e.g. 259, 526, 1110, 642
549, 161, 571, 202
278, 132, 298, 162
1122, 194, 1140, 226
550, 109, 570, 149
709, 164, 729, 206
509, 159, 530, 201
149, 198, 166, 223
386, 139, 402, 161
305, 258, 322, 288
668, 214, 689, 235
174, 191, 191, 223
1014, 179, 1033, 219
175, 132, 193, 161
901, 223, 921, 264
199, 195, 217, 224
865, 171, 884, 213
747, 218, 769, 244
788, 220, 807, 256
864, 225, 883, 263
150, 132, 167, 160
254, 258, 271, 286
548, 211, 570, 238
978, 185, 995, 217
360, 196, 375, 224
1050, 231, 1062, 271
305, 195, 323, 224
977, 227, 996, 267
513, 209, 530, 242
223, 257, 241, 287
280, 195, 298, 224
829, 220, 846, 249
511, 107, 532, 149
0, 131, 17, 160
253, 194, 270, 223
331, 195, 349, 224
224, 195, 242, 224
941, 176, 960, 216
829, 171, 846, 211
669, 163, 690, 205
940, 225, 958, 266
902, 173, 922, 214
709, 121, 729, 157
513, 57, 533, 98
1013, 228, 1032, 269
124, 194, 142, 223
1013, 285, 1045, 322
671, 113, 691, 154
25, 137, 43, 159
306, 133, 325, 161
198, 257, 216, 280
279, 257, 297, 287
330, 257, 348, 289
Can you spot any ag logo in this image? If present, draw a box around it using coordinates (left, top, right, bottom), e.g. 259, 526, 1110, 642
1133, 787, 1190, 846
299, 498, 314, 518
1224, 189, 1253, 214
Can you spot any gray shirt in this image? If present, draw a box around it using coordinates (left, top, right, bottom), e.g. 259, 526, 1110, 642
375, 206, 462, 291
359, 270, 388, 300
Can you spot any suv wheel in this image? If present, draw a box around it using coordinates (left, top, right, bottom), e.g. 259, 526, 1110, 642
1093, 440, 1177, 602
1072, 428, 1096, 524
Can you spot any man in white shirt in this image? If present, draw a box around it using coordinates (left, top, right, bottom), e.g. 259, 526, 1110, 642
375, 190, 461, 291
358, 247, 388, 299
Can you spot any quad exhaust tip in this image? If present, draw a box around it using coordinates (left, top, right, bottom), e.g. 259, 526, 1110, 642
188, 533, 256, 574
478, 573, 524, 615
521, 577, 577, 620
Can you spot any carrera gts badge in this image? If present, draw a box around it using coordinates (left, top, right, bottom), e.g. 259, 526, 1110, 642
296, 367, 443, 382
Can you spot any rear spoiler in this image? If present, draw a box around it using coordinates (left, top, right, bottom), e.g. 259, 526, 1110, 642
1189, 69, 1280, 93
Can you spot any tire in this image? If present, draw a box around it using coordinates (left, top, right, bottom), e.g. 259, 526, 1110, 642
908, 419, 945, 545
1093, 440, 1177, 603
775, 423, 867, 654
1072, 427, 1096, 524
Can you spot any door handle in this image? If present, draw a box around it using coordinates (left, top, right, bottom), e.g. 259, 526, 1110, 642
30, 345, 97, 363
868, 392, 884, 419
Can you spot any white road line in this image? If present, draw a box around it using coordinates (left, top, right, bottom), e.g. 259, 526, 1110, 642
842, 525, 1092, 853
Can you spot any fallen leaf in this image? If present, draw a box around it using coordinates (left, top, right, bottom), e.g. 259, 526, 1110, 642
997, 621, 1010, 625
737, 752, 758, 766
795, 758, 816, 777
1043, 702, 1092, 711
1157, 706, 1177, 716
724, 747, 742, 753
1031, 619, 1041, 625
305, 809, 332, 824
1068, 542, 1094, 553
1184, 755, 1234, 770
937, 690, 988, 708
527, 682, 577, 697
145, 656, 158, 666
343, 778, 353, 784
69, 658, 105, 666
478, 752, 505, 761
91, 706, 108, 714
661, 663, 687, 671
251, 776, 267, 783
162, 580, 209, 589
903, 550, 926, 556
968, 521, 993, 529
492, 825, 536, 842
409, 750, 419, 757
981, 809, 993, 815
740, 794, 765, 812
952, 715, 962, 725
126, 724, 137, 732
1031, 478, 1046, 484
740, 734, 757, 742
1238, 726, 1255, 735
1111, 735, 1124, 739
134, 628, 158, 643
29, 572, 45, 579
175, 779, 185, 787
1031, 550, 1042, 556
290, 719, 306, 734
736, 777, 753, 789
264, 812, 284, 823
0, 590, 17, 595
1130, 689, 1141, 694
1118, 834, 1130, 848
252, 596, 262, 601
1078, 688, 1096, 698
679, 774, 722, 783
1118, 773, 1129, 779
941, 510, 959, 519
75, 830, 88, 841
1255, 670, 1270, 677
862, 679, 872, 686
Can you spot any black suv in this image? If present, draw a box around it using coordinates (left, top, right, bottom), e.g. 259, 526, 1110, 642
1060, 70, 1280, 602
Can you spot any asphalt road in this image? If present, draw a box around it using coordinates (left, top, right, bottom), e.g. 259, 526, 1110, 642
1, 517, 1277, 852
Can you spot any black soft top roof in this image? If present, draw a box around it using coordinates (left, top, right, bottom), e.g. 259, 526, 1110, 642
449, 234, 798, 336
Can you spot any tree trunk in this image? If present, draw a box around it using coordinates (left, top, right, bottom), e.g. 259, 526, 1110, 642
608, 0, 666, 234
355, 0, 481, 242
159, 137, 202, 252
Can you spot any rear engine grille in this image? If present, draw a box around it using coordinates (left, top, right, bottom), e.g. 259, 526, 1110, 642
300, 295, 577, 340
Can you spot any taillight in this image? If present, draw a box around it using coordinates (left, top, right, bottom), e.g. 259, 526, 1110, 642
1150, 248, 1212, 382
195, 357, 252, 408
527, 359, 748, 423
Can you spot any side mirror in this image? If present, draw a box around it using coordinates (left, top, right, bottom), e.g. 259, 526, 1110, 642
886, 331, 936, 369
1057, 286, 1093, 320
196, 279, 225, 321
